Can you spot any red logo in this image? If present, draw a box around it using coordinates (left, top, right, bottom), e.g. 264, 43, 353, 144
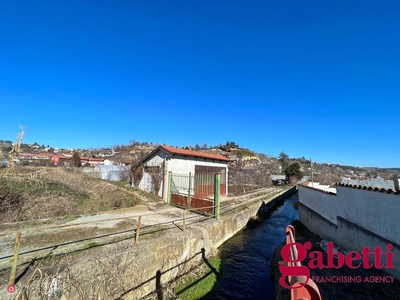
7, 284, 16, 294
279, 241, 394, 289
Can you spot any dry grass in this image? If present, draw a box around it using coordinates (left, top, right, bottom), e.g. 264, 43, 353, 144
10, 241, 208, 300
0, 166, 148, 222
12, 244, 145, 300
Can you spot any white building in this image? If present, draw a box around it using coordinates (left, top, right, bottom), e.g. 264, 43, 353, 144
341, 176, 395, 190
135, 145, 230, 200
99, 148, 115, 157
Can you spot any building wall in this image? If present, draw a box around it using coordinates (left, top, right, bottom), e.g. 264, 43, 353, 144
167, 156, 227, 175
139, 150, 228, 200
138, 152, 166, 196
167, 156, 228, 199
298, 186, 338, 224
299, 185, 400, 278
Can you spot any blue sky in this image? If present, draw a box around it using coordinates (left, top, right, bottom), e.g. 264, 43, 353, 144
1, 1, 399, 168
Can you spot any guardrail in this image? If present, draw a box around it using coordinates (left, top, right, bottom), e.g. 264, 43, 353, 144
285, 225, 322, 300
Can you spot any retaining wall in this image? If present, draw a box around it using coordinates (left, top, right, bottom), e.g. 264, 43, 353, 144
126, 186, 296, 298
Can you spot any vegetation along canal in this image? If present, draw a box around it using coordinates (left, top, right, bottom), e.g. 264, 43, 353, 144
202, 193, 299, 300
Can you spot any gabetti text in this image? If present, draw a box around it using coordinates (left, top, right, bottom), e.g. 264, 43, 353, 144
279, 242, 394, 289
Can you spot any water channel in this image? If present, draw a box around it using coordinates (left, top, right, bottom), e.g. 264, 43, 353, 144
202, 193, 299, 300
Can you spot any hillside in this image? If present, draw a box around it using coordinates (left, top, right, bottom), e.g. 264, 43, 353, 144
0, 166, 159, 223
3, 139, 399, 190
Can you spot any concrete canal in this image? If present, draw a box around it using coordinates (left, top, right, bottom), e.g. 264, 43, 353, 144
202, 193, 299, 300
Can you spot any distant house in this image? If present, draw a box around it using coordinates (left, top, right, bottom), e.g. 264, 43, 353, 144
79, 156, 106, 166
61, 152, 74, 158
1, 141, 12, 148
50, 154, 105, 166
270, 174, 287, 186
20, 153, 50, 160
19, 153, 53, 165
341, 177, 396, 190
134, 145, 230, 200
29, 143, 40, 149
99, 148, 115, 157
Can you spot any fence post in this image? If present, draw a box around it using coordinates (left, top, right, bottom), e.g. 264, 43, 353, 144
8, 232, 22, 288
135, 216, 142, 247
214, 174, 220, 220
167, 171, 172, 204
187, 172, 192, 209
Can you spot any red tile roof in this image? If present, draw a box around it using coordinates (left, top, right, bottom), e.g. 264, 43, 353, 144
79, 156, 105, 161
161, 145, 230, 162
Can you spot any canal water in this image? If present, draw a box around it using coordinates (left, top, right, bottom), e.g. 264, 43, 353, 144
202, 193, 299, 300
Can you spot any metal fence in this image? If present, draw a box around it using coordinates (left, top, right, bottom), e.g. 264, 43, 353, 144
169, 172, 219, 215
170, 173, 194, 196
170, 173, 215, 198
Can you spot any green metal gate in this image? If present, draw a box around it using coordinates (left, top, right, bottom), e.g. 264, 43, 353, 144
168, 172, 216, 215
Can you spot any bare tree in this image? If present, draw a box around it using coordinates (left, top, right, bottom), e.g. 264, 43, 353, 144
71, 152, 81, 167
313, 166, 339, 185
148, 163, 164, 195
131, 162, 144, 187
228, 159, 252, 194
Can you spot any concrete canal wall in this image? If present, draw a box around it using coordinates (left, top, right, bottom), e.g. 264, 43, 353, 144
125, 186, 297, 298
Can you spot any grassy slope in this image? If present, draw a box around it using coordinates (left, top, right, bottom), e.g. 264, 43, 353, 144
0, 166, 157, 222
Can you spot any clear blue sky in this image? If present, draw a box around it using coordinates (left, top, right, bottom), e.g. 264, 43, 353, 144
1, 1, 399, 168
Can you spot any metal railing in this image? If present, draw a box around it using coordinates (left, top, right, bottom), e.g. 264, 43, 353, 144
285, 225, 322, 300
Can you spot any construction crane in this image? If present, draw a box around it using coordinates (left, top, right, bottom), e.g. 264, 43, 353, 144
7, 126, 25, 169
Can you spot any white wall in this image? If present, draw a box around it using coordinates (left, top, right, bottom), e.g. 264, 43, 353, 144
337, 187, 400, 244
299, 185, 400, 279
167, 156, 228, 199
167, 156, 228, 174
138, 150, 228, 200
299, 186, 338, 224
138, 152, 166, 196
299, 185, 400, 246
